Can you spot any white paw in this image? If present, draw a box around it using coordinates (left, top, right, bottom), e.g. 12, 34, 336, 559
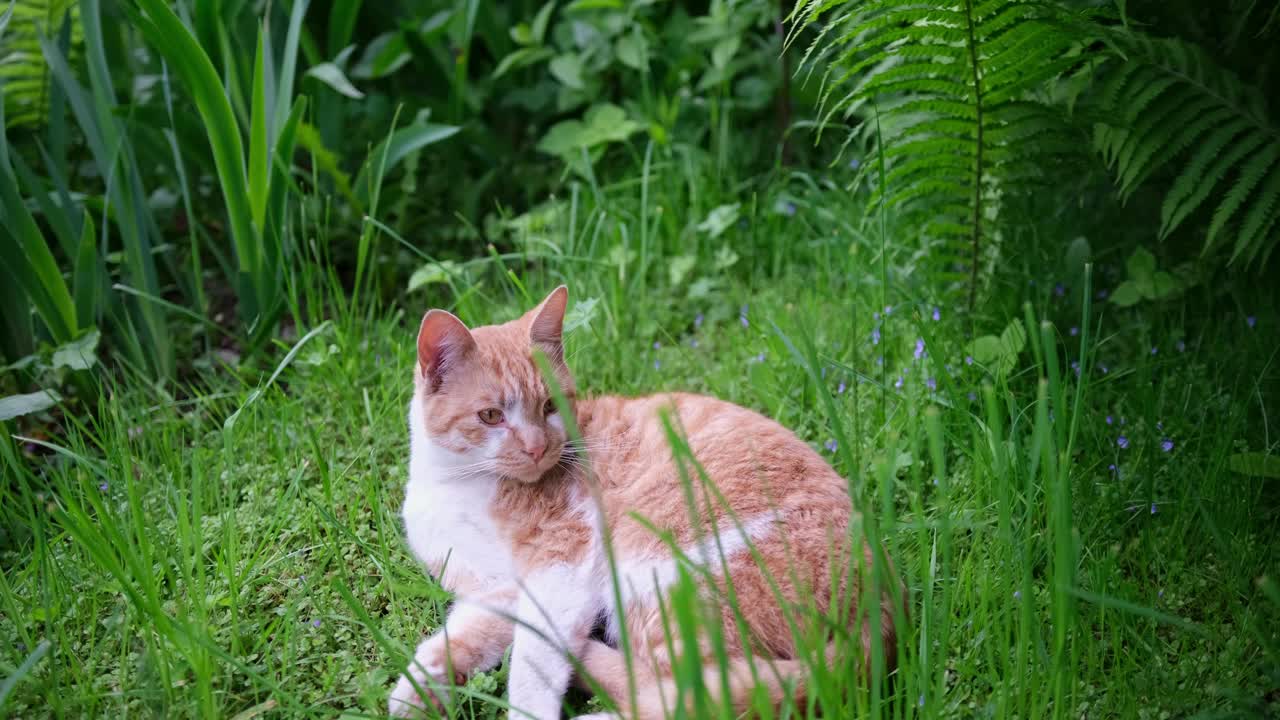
388, 670, 450, 717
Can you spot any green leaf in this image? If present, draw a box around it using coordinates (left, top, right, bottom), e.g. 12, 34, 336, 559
563, 296, 600, 334
0, 389, 61, 421
354, 121, 461, 204
306, 62, 364, 99
1150, 271, 1180, 299
616, 29, 649, 71
1109, 281, 1143, 307
72, 212, 99, 329
1229, 452, 1280, 479
668, 254, 696, 286
711, 36, 739, 70
407, 260, 461, 292
1125, 247, 1156, 284
549, 53, 585, 90
696, 203, 741, 239
714, 245, 740, 270
493, 47, 554, 79
968, 335, 1002, 364
51, 328, 99, 371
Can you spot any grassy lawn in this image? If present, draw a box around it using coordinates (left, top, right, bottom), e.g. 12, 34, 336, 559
3, 158, 1277, 718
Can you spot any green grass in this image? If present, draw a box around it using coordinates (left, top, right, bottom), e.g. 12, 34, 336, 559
2, 148, 1278, 720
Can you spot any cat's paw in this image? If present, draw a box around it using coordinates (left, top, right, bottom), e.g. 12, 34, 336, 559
388, 671, 449, 718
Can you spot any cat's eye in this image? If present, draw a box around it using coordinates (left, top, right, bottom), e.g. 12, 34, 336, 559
478, 408, 504, 425
543, 398, 557, 416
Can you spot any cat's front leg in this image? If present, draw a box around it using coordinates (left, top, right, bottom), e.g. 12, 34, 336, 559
506, 565, 598, 720
390, 587, 517, 717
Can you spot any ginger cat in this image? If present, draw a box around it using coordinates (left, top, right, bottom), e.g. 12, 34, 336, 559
389, 287, 903, 720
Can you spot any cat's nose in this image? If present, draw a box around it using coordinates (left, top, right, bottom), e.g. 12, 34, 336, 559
524, 441, 546, 462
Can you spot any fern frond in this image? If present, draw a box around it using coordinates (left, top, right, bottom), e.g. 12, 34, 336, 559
0, 0, 80, 129
1091, 32, 1280, 265
794, 0, 1097, 307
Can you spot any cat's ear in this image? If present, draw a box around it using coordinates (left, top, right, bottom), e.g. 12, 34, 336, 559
417, 310, 476, 392
526, 285, 568, 363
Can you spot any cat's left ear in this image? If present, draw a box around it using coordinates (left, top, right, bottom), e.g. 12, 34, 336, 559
526, 285, 568, 363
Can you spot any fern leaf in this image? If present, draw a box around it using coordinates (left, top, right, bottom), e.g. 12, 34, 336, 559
0, 0, 80, 129
1163, 129, 1269, 238
1157, 118, 1251, 232
1206, 142, 1279, 248
1233, 163, 1280, 264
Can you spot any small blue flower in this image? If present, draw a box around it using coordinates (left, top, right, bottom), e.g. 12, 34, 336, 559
1151, 346, 1158, 355
872, 311, 880, 322
1054, 283, 1065, 297
756, 352, 766, 363
311, 618, 321, 628
871, 327, 881, 345
653, 341, 661, 350
1108, 463, 1117, 473
1161, 439, 1173, 453
782, 201, 797, 216
1150, 503, 1158, 515
1247, 315, 1257, 329
1176, 340, 1186, 352
926, 377, 937, 391
821, 367, 827, 379
967, 391, 976, 402
932, 306, 941, 321
1101, 365, 1109, 374
913, 338, 926, 360
918, 695, 925, 708
1069, 326, 1079, 337
653, 359, 661, 370
1157, 421, 1163, 430
824, 439, 838, 453
884, 304, 893, 315
98, 482, 108, 492
1097, 289, 1109, 300
837, 381, 846, 394
695, 312, 704, 329
849, 157, 861, 169
1106, 415, 1113, 425
1071, 360, 1080, 376
894, 376, 904, 389
1117, 435, 1129, 449
690, 338, 699, 348
740, 305, 749, 328
1013, 590, 1022, 600
965, 355, 974, 366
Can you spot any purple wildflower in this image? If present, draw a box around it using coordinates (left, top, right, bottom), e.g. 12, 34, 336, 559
1106, 415, 1113, 425
872, 311, 880, 322
914, 338, 926, 360
782, 201, 797, 216
1070, 326, 1079, 337
653, 341, 662, 350
653, 359, 661, 370
1071, 360, 1080, 376
740, 305, 749, 328
1101, 365, 1109, 374
932, 306, 941, 321
884, 304, 893, 315
894, 376, 904, 389
695, 312, 704, 329
1108, 463, 1117, 473
837, 381, 846, 394
755, 352, 766, 363
849, 158, 861, 169
311, 619, 322, 628
967, 391, 977, 402
871, 327, 881, 345
918, 695, 925, 708
1097, 289, 1109, 300
1013, 590, 1022, 600
1054, 283, 1065, 297
98, 482, 108, 492
1176, 340, 1186, 352
1150, 503, 1158, 515
965, 355, 974, 366
1161, 439, 1173, 453
926, 377, 937, 391
824, 439, 838, 453
1117, 435, 1129, 449
1247, 315, 1257, 329
690, 338, 699, 348
1151, 346, 1158, 355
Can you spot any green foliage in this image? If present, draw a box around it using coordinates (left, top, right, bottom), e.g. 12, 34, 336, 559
1093, 33, 1280, 266
791, 0, 1097, 306
1108, 246, 1192, 306
0, 0, 80, 129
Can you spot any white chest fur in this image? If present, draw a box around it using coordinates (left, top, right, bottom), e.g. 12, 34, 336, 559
403, 400, 515, 591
